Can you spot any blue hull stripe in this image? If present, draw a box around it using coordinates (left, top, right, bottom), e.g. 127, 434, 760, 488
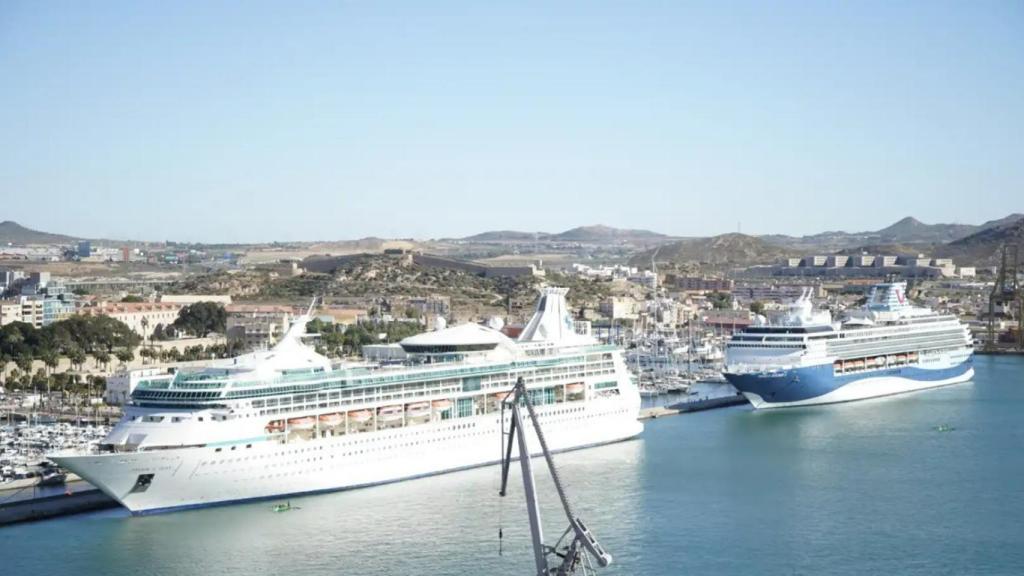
723, 357, 973, 405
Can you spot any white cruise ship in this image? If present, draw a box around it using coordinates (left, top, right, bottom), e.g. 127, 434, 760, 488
723, 282, 974, 408
51, 288, 642, 514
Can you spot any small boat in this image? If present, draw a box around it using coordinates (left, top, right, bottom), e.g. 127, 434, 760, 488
287, 416, 316, 431
935, 424, 956, 433
565, 383, 585, 395
431, 399, 453, 411
265, 420, 285, 433
406, 402, 430, 418
318, 413, 344, 427
272, 502, 295, 513
348, 410, 373, 424
39, 470, 67, 487
378, 406, 404, 422
489, 392, 511, 402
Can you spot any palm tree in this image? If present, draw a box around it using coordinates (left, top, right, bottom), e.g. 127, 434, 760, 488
115, 349, 134, 369
69, 348, 87, 372
94, 351, 111, 372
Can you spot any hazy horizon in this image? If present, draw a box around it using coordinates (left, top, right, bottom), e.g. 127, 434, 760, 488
2, 1, 1022, 243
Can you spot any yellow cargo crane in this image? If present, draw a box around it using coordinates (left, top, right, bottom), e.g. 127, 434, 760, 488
987, 244, 1023, 350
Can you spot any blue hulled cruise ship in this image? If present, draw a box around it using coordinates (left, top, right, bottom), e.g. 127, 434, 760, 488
723, 282, 974, 408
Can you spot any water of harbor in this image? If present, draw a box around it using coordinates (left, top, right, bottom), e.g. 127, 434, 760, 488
2, 356, 1022, 575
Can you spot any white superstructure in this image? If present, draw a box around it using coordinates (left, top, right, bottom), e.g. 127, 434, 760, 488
51, 288, 642, 514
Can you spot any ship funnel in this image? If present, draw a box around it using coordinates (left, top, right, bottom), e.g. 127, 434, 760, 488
517, 287, 590, 344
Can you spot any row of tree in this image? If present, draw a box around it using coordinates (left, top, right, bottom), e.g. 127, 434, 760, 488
305, 319, 425, 358
0, 316, 142, 375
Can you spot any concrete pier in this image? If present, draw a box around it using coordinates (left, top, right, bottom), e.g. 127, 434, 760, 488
0, 485, 117, 526
639, 394, 748, 420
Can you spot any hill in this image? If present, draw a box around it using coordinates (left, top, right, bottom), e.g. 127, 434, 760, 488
460, 230, 549, 242
871, 216, 977, 244
630, 233, 792, 268
0, 221, 78, 245
936, 216, 1024, 264
460, 225, 669, 245
764, 213, 1023, 252
548, 225, 668, 243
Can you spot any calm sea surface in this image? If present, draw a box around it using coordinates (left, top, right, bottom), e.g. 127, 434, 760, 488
3, 356, 1022, 575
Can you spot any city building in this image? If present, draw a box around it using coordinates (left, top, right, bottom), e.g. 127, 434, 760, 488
14, 272, 76, 326
874, 255, 898, 267
0, 300, 22, 325
159, 294, 233, 305
599, 297, 640, 320
226, 304, 293, 349
666, 275, 734, 292
700, 309, 753, 332
78, 301, 184, 338
826, 255, 849, 268
0, 267, 26, 296
19, 298, 44, 328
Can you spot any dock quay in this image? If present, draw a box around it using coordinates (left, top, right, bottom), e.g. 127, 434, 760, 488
639, 394, 748, 420
0, 482, 117, 526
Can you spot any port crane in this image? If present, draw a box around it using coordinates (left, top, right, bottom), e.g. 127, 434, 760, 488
988, 243, 1023, 350
499, 377, 613, 576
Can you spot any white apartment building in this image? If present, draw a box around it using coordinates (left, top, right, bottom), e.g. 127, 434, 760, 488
79, 302, 183, 338
226, 305, 293, 350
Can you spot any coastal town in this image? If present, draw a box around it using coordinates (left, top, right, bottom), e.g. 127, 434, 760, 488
2, 214, 1021, 492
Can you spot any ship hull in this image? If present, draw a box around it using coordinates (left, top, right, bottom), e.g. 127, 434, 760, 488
724, 355, 974, 409
51, 396, 640, 514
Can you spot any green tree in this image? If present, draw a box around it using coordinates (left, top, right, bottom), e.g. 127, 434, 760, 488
94, 350, 111, 371
115, 349, 134, 368
172, 302, 227, 337
708, 292, 732, 310
749, 301, 766, 316
121, 295, 145, 303
68, 347, 87, 372
15, 353, 33, 375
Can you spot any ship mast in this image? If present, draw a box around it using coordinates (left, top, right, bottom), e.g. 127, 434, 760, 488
499, 377, 612, 575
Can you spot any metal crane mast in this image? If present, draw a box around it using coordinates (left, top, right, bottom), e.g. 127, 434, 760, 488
987, 244, 1023, 351
499, 377, 613, 576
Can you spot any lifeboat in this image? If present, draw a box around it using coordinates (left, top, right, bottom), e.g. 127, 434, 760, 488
565, 383, 585, 395
431, 399, 453, 411
265, 420, 285, 433
318, 413, 344, 427
406, 402, 430, 418
896, 354, 907, 363
908, 352, 919, 362
378, 405, 404, 422
287, 416, 316, 431
490, 391, 511, 402
348, 409, 373, 424
851, 360, 865, 370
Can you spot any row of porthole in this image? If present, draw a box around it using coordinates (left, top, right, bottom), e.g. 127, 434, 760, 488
198, 412, 632, 476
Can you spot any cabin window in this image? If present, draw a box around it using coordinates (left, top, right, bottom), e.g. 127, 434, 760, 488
462, 377, 481, 392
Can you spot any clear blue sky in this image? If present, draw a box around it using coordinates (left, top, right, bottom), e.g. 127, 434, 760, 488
1, 1, 1021, 243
